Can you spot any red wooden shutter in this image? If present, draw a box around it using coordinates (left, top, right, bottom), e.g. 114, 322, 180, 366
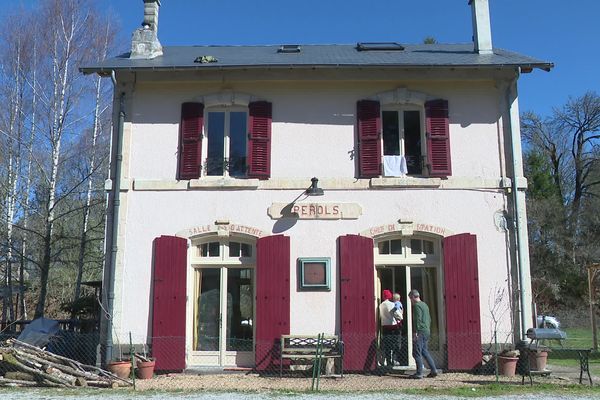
178, 102, 204, 180
339, 234, 377, 372
255, 234, 290, 371
426, 99, 452, 177
152, 235, 188, 371
247, 101, 272, 179
443, 233, 481, 370
357, 100, 382, 178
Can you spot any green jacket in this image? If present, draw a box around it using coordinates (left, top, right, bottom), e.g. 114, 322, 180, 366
413, 301, 431, 334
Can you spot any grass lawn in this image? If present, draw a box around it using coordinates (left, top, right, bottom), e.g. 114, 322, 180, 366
544, 327, 600, 375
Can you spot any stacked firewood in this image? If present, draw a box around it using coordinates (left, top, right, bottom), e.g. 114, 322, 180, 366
0, 339, 132, 388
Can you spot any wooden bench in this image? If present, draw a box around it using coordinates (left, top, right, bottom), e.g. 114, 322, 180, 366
279, 334, 344, 377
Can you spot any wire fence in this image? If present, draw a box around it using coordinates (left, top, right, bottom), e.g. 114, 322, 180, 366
0, 330, 595, 391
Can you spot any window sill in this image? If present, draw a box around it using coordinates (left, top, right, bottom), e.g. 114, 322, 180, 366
371, 177, 442, 188
189, 177, 260, 190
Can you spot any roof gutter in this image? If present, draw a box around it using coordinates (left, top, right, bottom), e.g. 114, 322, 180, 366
80, 62, 554, 75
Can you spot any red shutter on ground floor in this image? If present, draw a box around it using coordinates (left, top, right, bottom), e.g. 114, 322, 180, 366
357, 100, 382, 178
152, 235, 188, 371
443, 233, 481, 370
247, 101, 272, 179
178, 102, 204, 180
255, 235, 290, 371
339, 234, 377, 372
426, 99, 452, 177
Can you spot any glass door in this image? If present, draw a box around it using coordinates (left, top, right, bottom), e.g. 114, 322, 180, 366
191, 267, 254, 367
408, 266, 443, 364
376, 266, 409, 367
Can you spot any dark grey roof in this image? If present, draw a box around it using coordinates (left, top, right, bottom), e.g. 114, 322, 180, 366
80, 43, 553, 74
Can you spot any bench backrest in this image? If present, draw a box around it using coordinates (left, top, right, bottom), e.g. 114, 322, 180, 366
281, 335, 340, 352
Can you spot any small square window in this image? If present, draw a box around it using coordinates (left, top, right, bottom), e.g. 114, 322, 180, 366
410, 239, 422, 254
390, 239, 403, 254
201, 242, 220, 257
298, 258, 331, 291
378, 241, 390, 255
424, 240, 435, 254
229, 242, 240, 257
229, 241, 252, 257
241, 243, 252, 257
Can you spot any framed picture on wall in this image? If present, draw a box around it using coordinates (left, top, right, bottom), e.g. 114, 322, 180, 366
298, 258, 331, 291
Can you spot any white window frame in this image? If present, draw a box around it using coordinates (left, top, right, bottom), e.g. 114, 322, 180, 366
203, 106, 249, 178
373, 234, 445, 368
380, 105, 426, 176
187, 236, 257, 367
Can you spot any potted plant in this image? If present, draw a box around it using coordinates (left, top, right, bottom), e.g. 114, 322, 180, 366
528, 347, 550, 371
106, 359, 132, 379
135, 346, 156, 380
497, 349, 520, 377
106, 345, 132, 379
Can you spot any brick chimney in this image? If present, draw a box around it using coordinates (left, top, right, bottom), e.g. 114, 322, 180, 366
469, 0, 493, 55
130, 0, 163, 59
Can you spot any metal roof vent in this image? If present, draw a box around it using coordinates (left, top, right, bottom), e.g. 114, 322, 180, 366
356, 42, 405, 51
278, 44, 301, 53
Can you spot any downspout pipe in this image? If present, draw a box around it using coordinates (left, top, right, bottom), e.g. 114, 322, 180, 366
105, 70, 125, 363
505, 73, 534, 339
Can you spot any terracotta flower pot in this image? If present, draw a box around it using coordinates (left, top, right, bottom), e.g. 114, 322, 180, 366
107, 360, 132, 379
498, 355, 519, 377
136, 359, 156, 379
529, 350, 548, 371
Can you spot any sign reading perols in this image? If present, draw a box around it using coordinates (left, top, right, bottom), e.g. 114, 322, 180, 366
268, 202, 362, 220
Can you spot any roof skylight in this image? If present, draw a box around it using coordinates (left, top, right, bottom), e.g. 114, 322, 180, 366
356, 42, 405, 51
278, 45, 301, 54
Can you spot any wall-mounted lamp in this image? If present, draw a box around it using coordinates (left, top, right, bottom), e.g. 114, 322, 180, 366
305, 177, 324, 196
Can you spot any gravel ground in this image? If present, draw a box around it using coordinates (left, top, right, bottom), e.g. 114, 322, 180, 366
134, 369, 587, 392
0, 367, 596, 399
0, 391, 597, 400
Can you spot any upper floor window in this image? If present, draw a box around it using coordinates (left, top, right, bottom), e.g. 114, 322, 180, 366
178, 100, 272, 180
382, 108, 423, 175
206, 109, 248, 177
357, 98, 451, 178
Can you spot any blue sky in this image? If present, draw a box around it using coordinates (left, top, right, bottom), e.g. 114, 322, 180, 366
3, 0, 599, 116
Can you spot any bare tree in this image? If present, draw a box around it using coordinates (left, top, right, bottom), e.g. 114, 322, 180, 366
73, 21, 114, 310
523, 92, 600, 307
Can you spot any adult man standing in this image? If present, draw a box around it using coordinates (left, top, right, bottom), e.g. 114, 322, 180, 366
408, 289, 438, 379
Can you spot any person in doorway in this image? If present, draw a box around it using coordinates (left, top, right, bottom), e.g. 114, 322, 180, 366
392, 292, 404, 364
408, 289, 438, 379
379, 289, 400, 368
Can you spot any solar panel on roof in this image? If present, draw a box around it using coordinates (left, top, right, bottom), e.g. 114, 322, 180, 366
356, 42, 405, 51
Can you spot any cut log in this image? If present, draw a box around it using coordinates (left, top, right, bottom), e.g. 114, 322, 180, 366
9, 339, 132, 386
2, 353, 72, 387
0, 377, 42, 387
87, 380, 120, 388
4, 371, 37, 381
75, 377, 88, 387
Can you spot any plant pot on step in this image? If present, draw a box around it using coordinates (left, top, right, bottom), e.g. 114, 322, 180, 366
107, 360, 132, 379
136, 359, 156, 379
498, 356, 519, 377
529, 350, 548, 371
